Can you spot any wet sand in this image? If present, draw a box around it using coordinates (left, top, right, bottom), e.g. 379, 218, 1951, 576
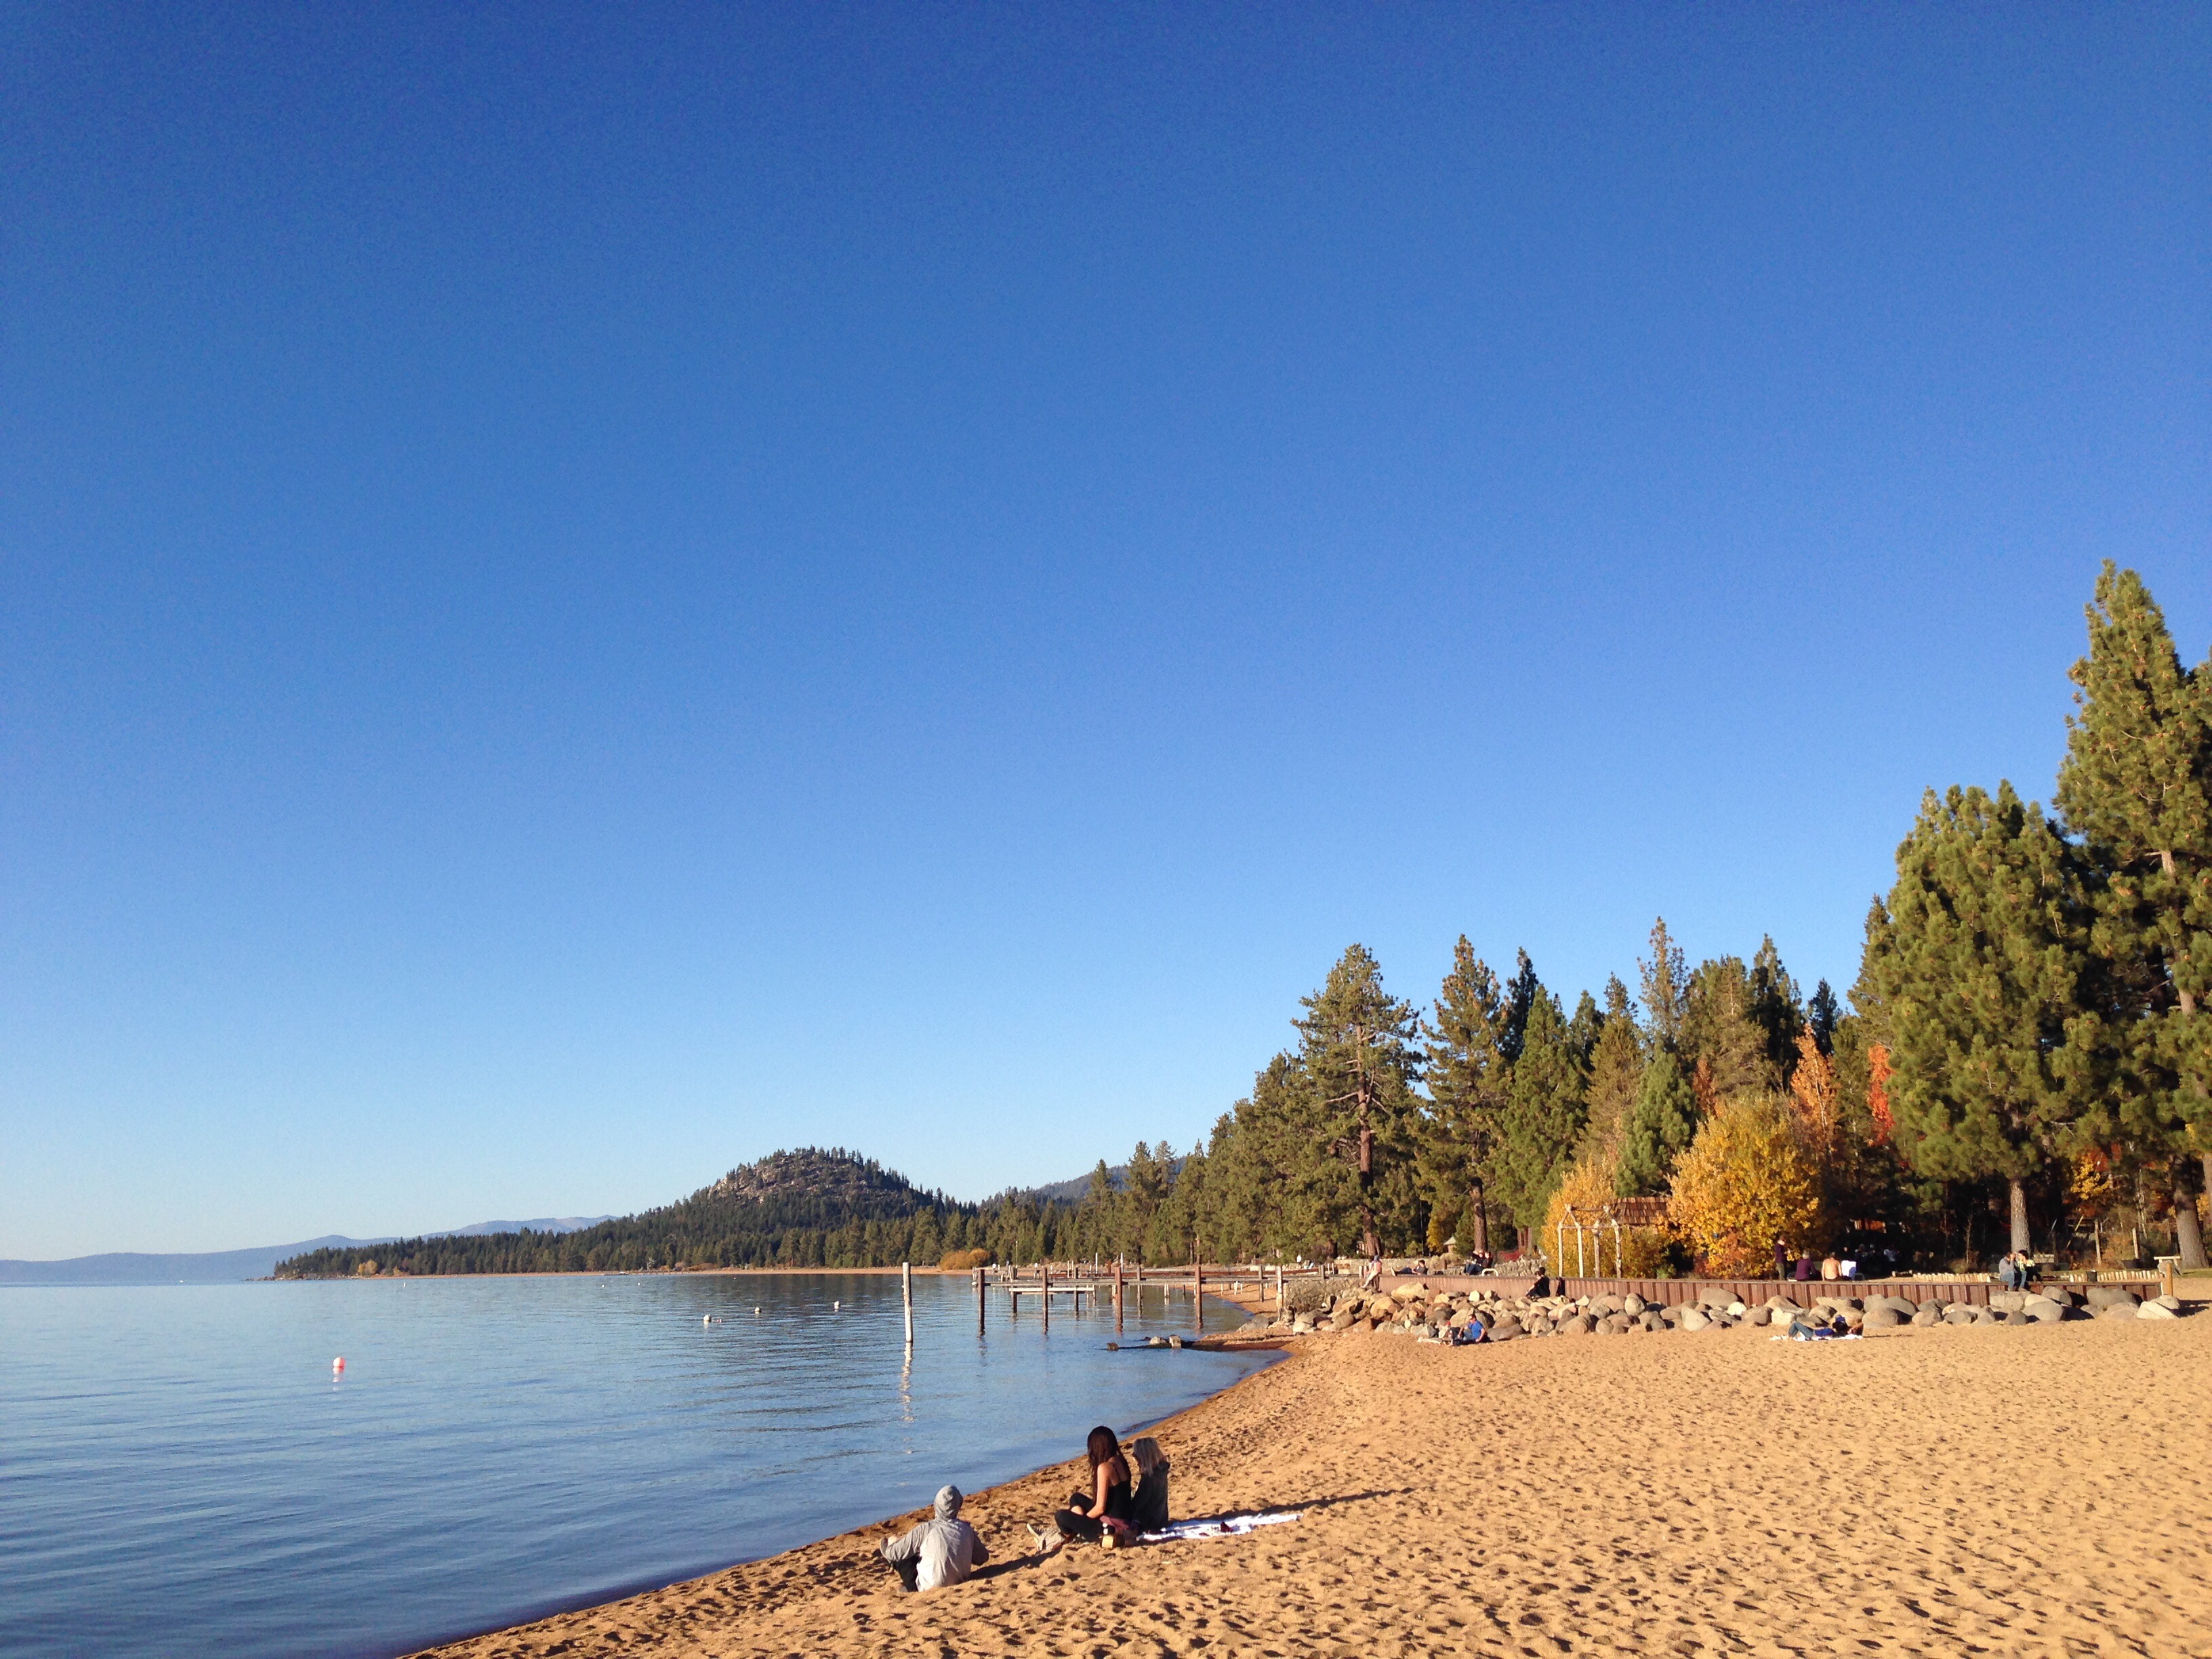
414, 1311, 2212, 1658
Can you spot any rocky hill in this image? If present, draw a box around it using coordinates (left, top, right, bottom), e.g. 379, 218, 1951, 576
699, 1147, 943, 1211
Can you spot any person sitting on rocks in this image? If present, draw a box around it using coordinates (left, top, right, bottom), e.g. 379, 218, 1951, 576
1129, 1436, 1170, 1534
879, 1485, 987, 1592
1044, 1425, 1134, 1551
1995, 1252, 2026, 1290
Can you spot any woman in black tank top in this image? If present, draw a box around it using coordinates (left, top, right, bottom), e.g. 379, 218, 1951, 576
1050, 1425, 1133, 1547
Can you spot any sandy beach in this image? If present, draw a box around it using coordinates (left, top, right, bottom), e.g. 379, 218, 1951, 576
412, 1302, 2211, 1659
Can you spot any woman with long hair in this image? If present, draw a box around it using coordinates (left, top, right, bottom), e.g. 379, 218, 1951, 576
1044, 1425, 1134, 1550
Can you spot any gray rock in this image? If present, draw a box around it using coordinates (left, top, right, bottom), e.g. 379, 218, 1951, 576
1558, 1313, 1593, 1335
2086, 1286, 2140, 1309
1639, 1310, 1662, 1331
1911, 1306, 1941, 1326
2097, 1304, 2137, 1322
1942, 1304, 1976, 1325
1488, 1317, 1525, 1342
2022, 1296, 2062, 1322
1679, 1308, 1711, 1332
2003, 1310, 2032, 1326
1990, 1291, 2027, 1313
1862, 1307, 1902, 1330
1622, 1294, 1646, 1315
2139, 1299, 2182, 1320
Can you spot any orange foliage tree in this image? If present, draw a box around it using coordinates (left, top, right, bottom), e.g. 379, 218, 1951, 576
1866, 1044, 1895, 1145
1666, 1092, 1824, 1275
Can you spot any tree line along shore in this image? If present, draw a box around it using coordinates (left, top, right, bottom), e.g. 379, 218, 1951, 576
281, 562, 2211, 1284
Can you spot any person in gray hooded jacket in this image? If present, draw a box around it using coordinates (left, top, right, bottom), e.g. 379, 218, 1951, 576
879, 1485, 988, 1592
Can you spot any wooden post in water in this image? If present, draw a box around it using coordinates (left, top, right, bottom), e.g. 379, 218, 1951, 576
1042, 1260, 1051, 1333
1192, 1237, 1202, 1332
902, 1262, 914, 1348
975, 1266, 985, 1334
1113, 1259, 1124, 1333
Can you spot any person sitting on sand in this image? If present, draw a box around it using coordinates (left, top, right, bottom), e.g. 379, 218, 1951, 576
1128, 1436, 1170, 1534
1043, 1425, 1134, 1551
878, 1485, 987, 1592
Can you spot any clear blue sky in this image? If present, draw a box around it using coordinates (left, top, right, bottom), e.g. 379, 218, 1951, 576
3, 5, 2206, 1256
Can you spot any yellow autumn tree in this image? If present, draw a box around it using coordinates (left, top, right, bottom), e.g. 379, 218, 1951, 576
1540, 1157, 1672, 1276
1788, 1024, 1837, 1164
1666, 1092, 1823, 1276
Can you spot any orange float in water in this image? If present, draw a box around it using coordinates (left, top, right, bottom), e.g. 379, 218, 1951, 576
333, 1357, 346, 1373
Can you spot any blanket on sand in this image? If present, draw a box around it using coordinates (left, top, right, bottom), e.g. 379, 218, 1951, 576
1140, 1512, 1303, 1543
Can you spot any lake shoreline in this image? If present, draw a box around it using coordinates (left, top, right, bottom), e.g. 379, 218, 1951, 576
405, 1329, 1293, 1659
407, 1311, 2212, 1658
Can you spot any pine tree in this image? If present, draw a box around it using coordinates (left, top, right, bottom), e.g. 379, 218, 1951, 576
1870, 783, 2099, 1253
2053, 562, 2212, 1268
1419, 937, 1511, 1256
1492, 988, 1589, 1236
1806, 980, 1841, 1052
1294, 944, 1426, 1260
1578, 976, 1645, 1169
1616, 1048, 1698, 1196
1748, 936, 1804, 1083
1639, 918, 1689, 1048
1681, 957, 1773, 1098
1228, 1052, 1347, 1260
1500, 949, 1540, 1063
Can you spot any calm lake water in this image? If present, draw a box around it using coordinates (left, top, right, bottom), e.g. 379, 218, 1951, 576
0, 1272, 1270, 1659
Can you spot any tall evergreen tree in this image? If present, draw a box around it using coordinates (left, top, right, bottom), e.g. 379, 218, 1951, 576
1639, 918, 1689, 1048
1806, 980, 1842, 1053
2053, 562, 2212, 1267
1681, 956, 1773, 1098
1231, 1052, 1346, 1259
1420, 938, 1511, 1256
1500, 949, 1540, 1063
1492, 988, 1589, 1236
1579, 976, 1644, 1169
1295, 944, 1425, 1260
1616, 1048, 1698, 1196
1869, 783, 2100, 1254
1748, 935, 1804, 1083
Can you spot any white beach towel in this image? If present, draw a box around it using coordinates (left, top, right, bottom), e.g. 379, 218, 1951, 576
1140, 1511, 1303, 1543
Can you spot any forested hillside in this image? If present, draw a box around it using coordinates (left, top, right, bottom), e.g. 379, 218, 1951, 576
274, 1149, 987, 1276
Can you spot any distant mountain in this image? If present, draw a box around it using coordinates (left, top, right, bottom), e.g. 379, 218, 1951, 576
431, 1216, 613, 1237
274, 1148, 975, 1277
1, 1216, 610, 1286
1012, 1157, 1186, 1208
